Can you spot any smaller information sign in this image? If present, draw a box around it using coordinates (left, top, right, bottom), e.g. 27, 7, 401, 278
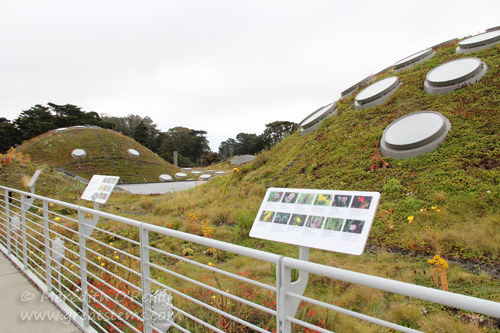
81, 175, 120, 204
249, 188, 380, 255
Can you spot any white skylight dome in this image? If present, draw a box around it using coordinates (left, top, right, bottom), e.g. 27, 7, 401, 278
159, 174, 172, 182
71, 149, 86, 158
299, 103, 338, 136
456, 30, 500, 54
354, 76, 401, 110
424, 57, 488, 95
175, 172, 187, 179
380, 111, 451, 159
127, 149, 140, 157
393, 48, 435, 72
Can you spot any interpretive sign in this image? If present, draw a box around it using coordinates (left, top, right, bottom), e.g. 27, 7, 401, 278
249, 188, 380, 255
81, 175, 120, 204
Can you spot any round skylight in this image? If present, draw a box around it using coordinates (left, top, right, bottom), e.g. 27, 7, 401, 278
457, 30, 500, 54
206, 170, 216, 174
175, 172, 187, 179
191, 171, 202, 175
71, 149, 86, 159
200, 174, 212, 181
299, 104, 338, 134
127, 149, 140, 157
214, 171, 226, 176
355, 76, 400, 110
393, 48, 435, 72
424, 57, 488, 95
181, 168, 192, 171
380, 111, 451, 159
159, 174, 172, 182
56, 127, 68, 133
73, 125, 85, 129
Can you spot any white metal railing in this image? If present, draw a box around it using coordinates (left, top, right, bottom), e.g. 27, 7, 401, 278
1, 185, 500, 333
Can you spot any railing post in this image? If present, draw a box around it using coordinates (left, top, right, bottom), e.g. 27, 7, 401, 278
5, 189, 11, 254
20, 194, 28, 270
43, 199, 53, 293
276, 256, 284, 333
78, 208, 90, 327
140, 224, 153, 333
279, 258, 292, 333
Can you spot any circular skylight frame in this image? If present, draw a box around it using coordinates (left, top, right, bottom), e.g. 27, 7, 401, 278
456, 30, 500, 54
56, 127, 68, 133
127, 149, 140, 157
424, 57, 488, 95
159, 174, 172, 182
393, 48, 435, 72
181, 168, 192, 171
175, 172, 188, 179
354, 76, 401, 110
200, 174, 212, 181
71, 149, 87, 159
299, 103, 338, 130
191, 171, 202, 175
380, 111, 451, 159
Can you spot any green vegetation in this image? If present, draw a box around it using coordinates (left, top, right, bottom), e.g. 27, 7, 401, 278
2, 39, 500, 331
15, 128, 182, 183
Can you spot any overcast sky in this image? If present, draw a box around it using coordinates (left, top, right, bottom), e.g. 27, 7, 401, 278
1, 1, 499, 151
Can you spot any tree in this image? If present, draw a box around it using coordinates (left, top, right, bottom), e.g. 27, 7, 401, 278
218, 138, 237, 159
157, 127, 211, 166
103, 114, 159, 149
14, 104, 57, 141
0, 118, 20, 153
260, 121, 298, 149
133, 121, 151, 148
235, 133, 264, 155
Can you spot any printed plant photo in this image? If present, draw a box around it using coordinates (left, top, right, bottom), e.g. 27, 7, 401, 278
282, 192, 299, 204
351, 196, 372, 209
273, 212, 291, 225
314, 194, 332, 206
323, 217, 344, 231
305, 215, 324, 229
267, 191, 284, 202
289, 214, 307, 227
332, 195, 352, 208
297, 193, 314, 205
259, 211, 275, 223
342, 219, 365, 234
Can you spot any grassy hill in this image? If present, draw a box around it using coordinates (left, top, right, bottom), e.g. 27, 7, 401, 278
2, 35, 500, 331
16, 127, 182, 183
140, 39, 500, 265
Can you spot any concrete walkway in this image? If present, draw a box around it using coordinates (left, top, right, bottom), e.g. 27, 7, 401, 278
0, 253, 82, 333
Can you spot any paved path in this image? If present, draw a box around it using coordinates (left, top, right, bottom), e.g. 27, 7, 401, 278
0, 253, 82, 333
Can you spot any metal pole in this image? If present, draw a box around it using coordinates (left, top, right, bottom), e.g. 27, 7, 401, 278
21, 194, 28, 270
44, 199, 53, 293
140, 224, 153, 333
78, 208, 90, 327
5, 189, 11, 254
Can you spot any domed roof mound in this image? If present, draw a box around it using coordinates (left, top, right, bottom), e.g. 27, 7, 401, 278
16, 126, 179, 183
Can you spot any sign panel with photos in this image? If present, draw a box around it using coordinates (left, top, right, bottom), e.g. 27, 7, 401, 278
249, 188, 380, 255
81, 175, 120, 204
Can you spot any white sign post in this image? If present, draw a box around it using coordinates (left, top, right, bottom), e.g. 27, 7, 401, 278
80, 175, 120, 237
250, 187, 380, 328
250, 187, 380, 255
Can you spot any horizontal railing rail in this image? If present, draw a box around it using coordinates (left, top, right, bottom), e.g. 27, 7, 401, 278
1, 184, 499, 333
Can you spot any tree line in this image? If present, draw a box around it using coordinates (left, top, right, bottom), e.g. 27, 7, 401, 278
0, 103, 298, 166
